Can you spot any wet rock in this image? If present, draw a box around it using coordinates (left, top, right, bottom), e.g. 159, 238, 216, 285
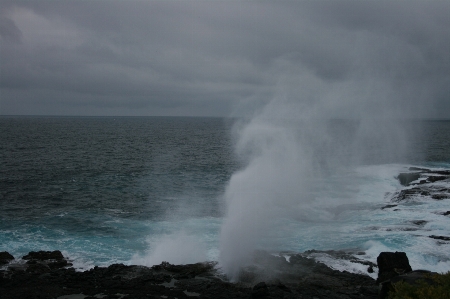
394, 187, 430, 201
395, 169, 450, 196
429, 235, 450, 241
22, 250, 72, 269
390, 170, 450, 203
381, 204, 397, 209
23, 250, 65, 261
427, 175, 448, 183
0, 252, 14, 265
409, 167, 430, 172
411, 220, 427, 226
376, 251, 412, 284
0, 250, 379, 299
397, 172, 421, 186
432, 194, 449, 200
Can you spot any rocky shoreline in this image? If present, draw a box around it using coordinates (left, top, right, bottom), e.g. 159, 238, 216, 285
1, 249, 381, 299
1, 249, 438, 299
1, 249, 440, 299
384, 167, 450, 242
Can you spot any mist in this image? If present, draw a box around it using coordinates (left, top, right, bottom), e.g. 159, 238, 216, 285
218, 74, 417, 279
131, 231, 208, 267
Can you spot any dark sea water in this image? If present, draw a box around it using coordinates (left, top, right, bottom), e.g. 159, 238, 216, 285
1, 116, 449, 275
0, 117, 237, 268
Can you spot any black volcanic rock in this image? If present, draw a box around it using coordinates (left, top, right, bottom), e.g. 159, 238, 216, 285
427, 175, 448, 183
376, 251, 412, 284
0, 250, 379, 299
429, 235, 450, 241
0, 252, 14, 265
22, 250, 65, 261
22, 250, 72, 269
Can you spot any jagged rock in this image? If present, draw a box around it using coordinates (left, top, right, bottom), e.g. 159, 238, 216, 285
0, 250, 379, 299
22, 250, 72, 269
0, 252, 14, 265
22, 250, 65, 261
376, 252, 412, 284
0, 251, 384, 299
26, 262, 51, 274
432, 194, 449, 200
394, 187, 430, 201
395, 169, 450, 195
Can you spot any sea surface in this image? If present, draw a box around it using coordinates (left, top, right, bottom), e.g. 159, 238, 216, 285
1, 116, 449, 277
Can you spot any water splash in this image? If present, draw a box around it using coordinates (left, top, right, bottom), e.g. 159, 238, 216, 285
218, 91, 414, 279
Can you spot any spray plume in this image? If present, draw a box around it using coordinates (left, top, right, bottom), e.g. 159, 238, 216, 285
219, 79, 414, 279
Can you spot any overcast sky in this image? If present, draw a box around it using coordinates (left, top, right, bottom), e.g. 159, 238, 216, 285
1, 0, 449, 118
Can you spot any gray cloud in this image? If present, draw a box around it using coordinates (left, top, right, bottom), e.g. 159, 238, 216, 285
0, 0, 449, 118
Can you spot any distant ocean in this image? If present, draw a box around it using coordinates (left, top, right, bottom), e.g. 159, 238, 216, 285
1, 116, 449, 278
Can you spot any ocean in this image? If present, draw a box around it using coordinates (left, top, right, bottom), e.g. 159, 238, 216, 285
1, 116, 449, 278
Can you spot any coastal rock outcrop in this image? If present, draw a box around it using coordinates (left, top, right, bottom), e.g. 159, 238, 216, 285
23, 250, 72, 270
396, 167, 450, 187
397, 172, 421, 186
389, 167, 450, 216
0, 250, 379, 299
0, 251, 14, 265
376, 251, 412, 284
375, 251, 448, 299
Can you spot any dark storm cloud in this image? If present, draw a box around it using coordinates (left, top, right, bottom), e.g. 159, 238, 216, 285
0, 0, 449, 117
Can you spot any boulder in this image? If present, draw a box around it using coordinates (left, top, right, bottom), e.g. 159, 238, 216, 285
0, 252, 14, 265
376, 252, 412, 284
